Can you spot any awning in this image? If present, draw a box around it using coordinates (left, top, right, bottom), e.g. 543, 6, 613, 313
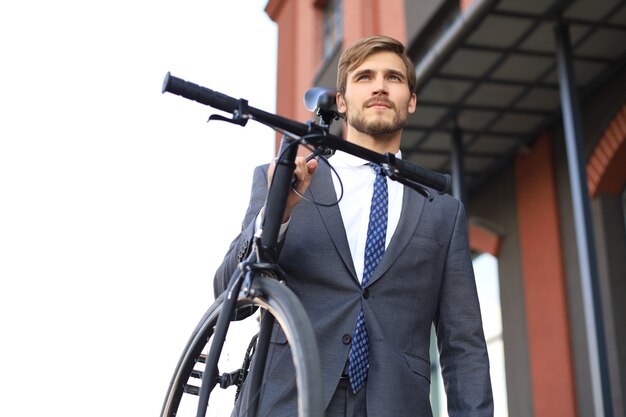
403, 0, 626, 194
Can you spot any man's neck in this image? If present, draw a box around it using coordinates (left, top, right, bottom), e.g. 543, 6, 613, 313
345, 126, 402, 154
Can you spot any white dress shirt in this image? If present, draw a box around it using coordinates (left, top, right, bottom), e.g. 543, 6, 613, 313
329, 150, 403, 283
258, 150, 404, 284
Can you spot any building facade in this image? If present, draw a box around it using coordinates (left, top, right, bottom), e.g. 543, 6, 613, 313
265, 1, 626, 416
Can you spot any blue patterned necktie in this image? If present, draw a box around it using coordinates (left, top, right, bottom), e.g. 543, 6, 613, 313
348, 164, 388, 393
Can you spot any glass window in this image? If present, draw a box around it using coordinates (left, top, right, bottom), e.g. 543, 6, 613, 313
323, 0, 343, 59
430, 253, 509, 417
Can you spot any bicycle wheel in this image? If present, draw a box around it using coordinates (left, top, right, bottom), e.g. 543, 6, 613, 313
160, 275, 323, 417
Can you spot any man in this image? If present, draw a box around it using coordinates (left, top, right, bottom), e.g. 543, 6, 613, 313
214, 35, 493, 417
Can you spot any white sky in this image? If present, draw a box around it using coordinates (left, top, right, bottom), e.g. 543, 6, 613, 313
0, 1, 277, 416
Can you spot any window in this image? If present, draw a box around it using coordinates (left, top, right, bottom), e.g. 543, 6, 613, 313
323, 0, 343, 59
430, 253, 509, 417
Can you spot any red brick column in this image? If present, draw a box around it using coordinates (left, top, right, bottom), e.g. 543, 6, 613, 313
469, 223, 501, 256
587, 102, 626, 196
515, 132, 578, 417
343, 0, 407, 46
266, 0, 324, 150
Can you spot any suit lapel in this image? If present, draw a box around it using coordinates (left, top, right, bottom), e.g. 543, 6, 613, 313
307, 162, 427, 285
366, 184, 426, 287
308, 162, 358, 280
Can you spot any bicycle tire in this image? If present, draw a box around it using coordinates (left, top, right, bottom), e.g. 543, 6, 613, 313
160, 275, 323, 417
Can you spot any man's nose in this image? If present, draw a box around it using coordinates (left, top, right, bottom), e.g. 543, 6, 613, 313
372, 77, 388, 95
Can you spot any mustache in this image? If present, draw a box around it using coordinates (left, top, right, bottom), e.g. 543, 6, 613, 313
364, 96, 395, 109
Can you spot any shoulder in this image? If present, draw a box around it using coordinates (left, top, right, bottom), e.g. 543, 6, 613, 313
414, 187, 466, 229
414, 185, 463, 212
433, 190, 462, 210
252, 163, 270, 180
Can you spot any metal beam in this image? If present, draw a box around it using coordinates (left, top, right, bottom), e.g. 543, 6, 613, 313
554, 21, 614, 417
451, 123, 467, 205
413, 0, 500, 95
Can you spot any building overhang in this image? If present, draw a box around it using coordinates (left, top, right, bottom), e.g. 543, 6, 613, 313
403, 0, 626, 193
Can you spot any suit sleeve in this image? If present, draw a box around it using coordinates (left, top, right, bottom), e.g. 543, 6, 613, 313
212, 165, 269, 298
434, 201, 494, 416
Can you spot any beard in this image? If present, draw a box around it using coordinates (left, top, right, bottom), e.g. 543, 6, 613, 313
345, 97, 410, 139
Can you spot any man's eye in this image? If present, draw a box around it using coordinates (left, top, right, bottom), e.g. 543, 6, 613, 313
388, 74, 402, 81
356, 74, 370, 81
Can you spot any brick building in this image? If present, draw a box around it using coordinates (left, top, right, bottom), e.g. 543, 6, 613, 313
264, 1, 626, 416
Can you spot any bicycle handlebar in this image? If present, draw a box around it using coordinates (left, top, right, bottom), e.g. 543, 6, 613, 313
162, 72, 314, 136
162, 72, 451, 193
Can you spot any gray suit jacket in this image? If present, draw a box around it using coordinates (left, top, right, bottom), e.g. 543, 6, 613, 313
214, 161, 493, 417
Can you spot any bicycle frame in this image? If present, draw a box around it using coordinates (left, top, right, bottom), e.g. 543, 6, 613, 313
161, 72, 451, 417
196, 133, 302, 417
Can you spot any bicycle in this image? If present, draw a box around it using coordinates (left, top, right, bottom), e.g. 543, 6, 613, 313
159, 72, 451, 417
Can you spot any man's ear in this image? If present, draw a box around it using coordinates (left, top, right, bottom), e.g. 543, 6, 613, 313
408, 93, 417, 114
336, 92, 347, 113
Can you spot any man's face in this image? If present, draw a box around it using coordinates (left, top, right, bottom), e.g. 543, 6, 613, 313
337, 51, 416, 138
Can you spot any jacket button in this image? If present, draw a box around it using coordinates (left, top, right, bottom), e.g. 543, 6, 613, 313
342, 334, 352, 345
362, 288, 369, 299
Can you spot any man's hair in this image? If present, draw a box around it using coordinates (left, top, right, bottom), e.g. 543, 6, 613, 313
336, 35, 416, 95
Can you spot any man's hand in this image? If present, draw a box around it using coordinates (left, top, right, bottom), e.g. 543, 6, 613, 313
268, 155, 318, 223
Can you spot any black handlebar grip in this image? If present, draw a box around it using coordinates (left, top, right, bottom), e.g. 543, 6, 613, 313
162, 72, 313, 136
394, 157, 451, 193
162, 72, 239, 113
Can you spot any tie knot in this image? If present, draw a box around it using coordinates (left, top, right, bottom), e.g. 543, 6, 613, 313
369, 163, 383, 176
